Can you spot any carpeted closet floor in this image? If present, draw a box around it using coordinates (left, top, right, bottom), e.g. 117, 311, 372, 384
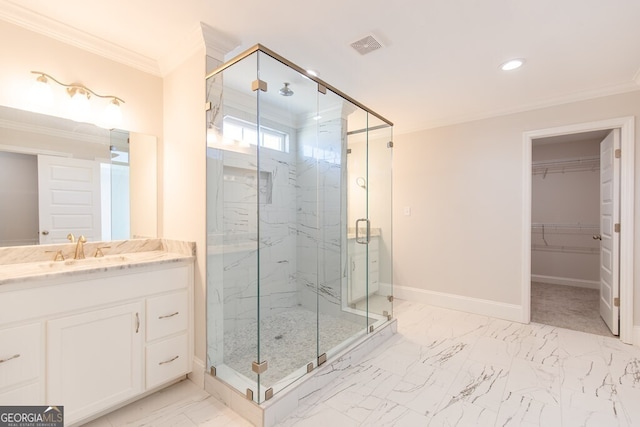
531, 281, 615, 337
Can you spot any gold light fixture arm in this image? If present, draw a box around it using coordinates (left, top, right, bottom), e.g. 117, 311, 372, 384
31, 71, 125, 104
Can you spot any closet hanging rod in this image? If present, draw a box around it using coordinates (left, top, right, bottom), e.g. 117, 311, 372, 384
532, 156, 599, 168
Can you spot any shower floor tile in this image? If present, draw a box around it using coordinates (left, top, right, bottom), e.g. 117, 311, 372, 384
224, 306, 366, 387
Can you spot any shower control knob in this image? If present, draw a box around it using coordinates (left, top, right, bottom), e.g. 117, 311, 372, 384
592, 234, 602, 240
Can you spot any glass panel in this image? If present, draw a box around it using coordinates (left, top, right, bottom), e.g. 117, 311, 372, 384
317, 91, 369, 361
109, 129, 130, 240
256, 52, 319, 400
365, 116, 393, 326
205, 51, 259, 400
343, 104, 373, 328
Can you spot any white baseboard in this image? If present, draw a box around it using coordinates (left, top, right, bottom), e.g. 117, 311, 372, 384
188, 357, 206, 388
394, 285, 523, 323
531, 274, 599, 290
633, 326, 640, 347
379, 282, 392, 296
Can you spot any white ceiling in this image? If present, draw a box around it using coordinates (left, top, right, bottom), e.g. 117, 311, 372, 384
3, 0, 640, 134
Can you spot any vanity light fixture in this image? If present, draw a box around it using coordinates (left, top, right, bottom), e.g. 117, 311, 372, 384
500, 58, 525, 71
30, 71, 125, 128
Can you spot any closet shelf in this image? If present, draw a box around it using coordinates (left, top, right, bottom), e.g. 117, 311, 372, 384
531, 244, 600, 255
532, 156, 599, 177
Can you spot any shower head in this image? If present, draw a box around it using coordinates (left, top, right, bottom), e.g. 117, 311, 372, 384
279, 82, 294, 97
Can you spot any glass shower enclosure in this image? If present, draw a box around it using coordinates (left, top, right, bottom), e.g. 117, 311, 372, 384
206, 45, 393, 403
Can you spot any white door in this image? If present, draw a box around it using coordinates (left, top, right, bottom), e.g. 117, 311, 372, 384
599, 129, 620, 335
37, 155, 101, 244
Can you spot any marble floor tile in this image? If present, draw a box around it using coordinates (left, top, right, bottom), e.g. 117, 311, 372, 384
503, 358, 560, 406
89, 298, 640, 427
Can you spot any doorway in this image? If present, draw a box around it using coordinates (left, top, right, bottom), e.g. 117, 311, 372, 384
530, 130, 613, 336
522, 117, 635, 344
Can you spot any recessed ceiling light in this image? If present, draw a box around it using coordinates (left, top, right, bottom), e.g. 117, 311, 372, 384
500, 58, 525, 71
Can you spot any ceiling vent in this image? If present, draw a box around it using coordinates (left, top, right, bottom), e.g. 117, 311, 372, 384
350, 35, 383, 55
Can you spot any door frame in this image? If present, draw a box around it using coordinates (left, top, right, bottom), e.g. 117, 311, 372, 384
521, 116, 635, 343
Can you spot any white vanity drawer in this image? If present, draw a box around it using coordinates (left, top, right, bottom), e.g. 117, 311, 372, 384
0, 323, 41, 389
146, 290, 188, 342
145, 333, 189, 390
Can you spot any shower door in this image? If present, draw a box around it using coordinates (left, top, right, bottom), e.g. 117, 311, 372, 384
346, 111, 393, 328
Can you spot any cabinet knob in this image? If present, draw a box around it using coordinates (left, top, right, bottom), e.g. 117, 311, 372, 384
41, 230, 49, 235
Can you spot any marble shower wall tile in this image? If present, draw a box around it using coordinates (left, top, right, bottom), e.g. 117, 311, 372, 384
296, 118, 347, 317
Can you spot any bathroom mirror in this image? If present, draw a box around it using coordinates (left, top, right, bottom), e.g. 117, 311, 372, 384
0, 105, 157, 247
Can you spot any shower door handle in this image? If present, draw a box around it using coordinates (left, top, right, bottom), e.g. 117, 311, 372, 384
355, 218, 370, 244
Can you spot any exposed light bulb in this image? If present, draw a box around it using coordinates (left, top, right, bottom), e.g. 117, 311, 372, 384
29, 74, 53, 107
67, 87, 90, 122
102, 98, 123, 129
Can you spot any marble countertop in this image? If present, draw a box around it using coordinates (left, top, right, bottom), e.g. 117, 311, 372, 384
347, 227, 382, 240
0, 239, 195, 286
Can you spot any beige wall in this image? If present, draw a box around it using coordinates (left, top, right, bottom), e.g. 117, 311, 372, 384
162, 49, 207, 367
394, 90, 640, 323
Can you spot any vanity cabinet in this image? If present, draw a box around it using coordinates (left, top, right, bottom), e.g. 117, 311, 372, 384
347, 236, 379, 304
0, 261, 193, 426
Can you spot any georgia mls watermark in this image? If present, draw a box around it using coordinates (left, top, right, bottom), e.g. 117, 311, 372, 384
0, 406, 63, 427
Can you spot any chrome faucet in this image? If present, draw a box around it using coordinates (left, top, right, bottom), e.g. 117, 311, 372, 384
74, 235, 86, 259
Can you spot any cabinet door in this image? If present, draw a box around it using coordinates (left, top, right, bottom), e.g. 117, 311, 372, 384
47, 302, 143, 424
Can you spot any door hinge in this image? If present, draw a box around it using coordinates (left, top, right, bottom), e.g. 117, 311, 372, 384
615, 223, 620, 233
614, 297, 620, 307
615, 149, 621, 159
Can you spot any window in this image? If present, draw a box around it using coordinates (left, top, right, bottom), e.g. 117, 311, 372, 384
223, 116, 289, 153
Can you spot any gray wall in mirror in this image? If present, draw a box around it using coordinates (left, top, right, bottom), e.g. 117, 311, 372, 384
0, 105, 157, 247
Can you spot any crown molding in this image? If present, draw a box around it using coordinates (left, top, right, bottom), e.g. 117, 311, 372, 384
397, 82, 640, 136
201, 22, 239, 62
0, 0, 161, 76
157, 22, 239, 76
